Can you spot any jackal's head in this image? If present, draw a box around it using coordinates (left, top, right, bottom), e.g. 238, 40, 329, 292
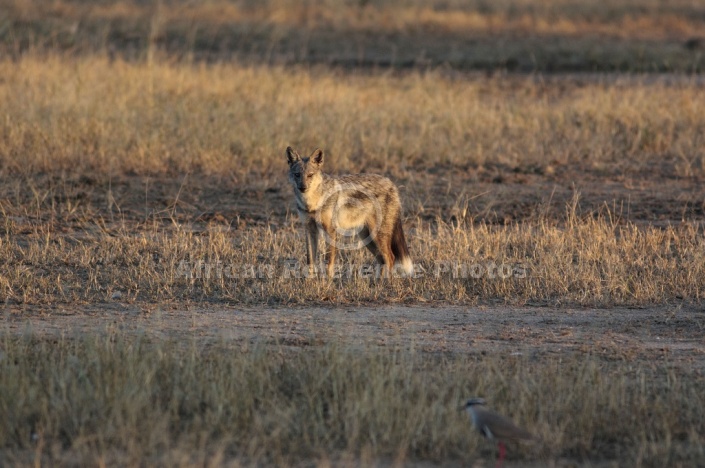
286, 146, 324, 194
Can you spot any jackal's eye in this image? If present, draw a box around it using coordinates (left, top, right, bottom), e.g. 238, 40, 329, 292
306, 173, 313, 179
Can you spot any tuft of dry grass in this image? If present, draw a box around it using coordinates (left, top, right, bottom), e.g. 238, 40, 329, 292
0, 330, 703, 466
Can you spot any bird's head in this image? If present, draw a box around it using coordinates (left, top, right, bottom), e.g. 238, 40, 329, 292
465, 398, 487, 408
460, 397, 487, 412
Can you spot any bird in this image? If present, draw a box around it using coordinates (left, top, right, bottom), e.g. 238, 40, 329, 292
463, 398, 535, 468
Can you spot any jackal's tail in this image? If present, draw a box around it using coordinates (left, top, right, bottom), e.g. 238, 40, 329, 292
391, 216, 414, 276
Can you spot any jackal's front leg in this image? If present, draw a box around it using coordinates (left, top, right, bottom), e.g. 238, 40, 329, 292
305, 219, 319, 277
324, 228, 337, 279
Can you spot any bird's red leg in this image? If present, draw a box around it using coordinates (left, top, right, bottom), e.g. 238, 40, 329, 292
495, 441, 506, 468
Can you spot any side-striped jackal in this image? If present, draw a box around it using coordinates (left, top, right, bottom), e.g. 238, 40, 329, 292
286, 146, 413, 278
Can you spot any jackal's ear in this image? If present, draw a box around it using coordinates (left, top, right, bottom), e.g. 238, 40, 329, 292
310, 148, 324, 166
286, 146, 300, 165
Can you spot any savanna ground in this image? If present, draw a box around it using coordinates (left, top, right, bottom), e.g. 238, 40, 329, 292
1, 1, 705, 467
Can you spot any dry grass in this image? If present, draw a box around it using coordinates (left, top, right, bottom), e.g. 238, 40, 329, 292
2, 0, 705, 71
2, 56, 704, 177
1, 55, 705, 306
5, 0, 705, 37
0, 330, 703, 466
0, 20, 704, 467
6, 0, 705, 38
0, 5, 704, 466
2, 207, 705, 306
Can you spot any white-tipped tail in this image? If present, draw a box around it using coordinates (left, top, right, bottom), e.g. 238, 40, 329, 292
390, 216, 413, 277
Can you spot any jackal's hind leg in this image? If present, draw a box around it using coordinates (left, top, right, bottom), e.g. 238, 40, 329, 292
371, 231, 394, 279
359, 226, 384, 269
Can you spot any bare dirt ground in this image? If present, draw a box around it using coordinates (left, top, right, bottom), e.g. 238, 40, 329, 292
5, 157, 704, 234
5, 303, 705, 374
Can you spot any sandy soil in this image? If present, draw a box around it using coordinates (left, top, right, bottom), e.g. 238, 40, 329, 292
5, 303, 704, 373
